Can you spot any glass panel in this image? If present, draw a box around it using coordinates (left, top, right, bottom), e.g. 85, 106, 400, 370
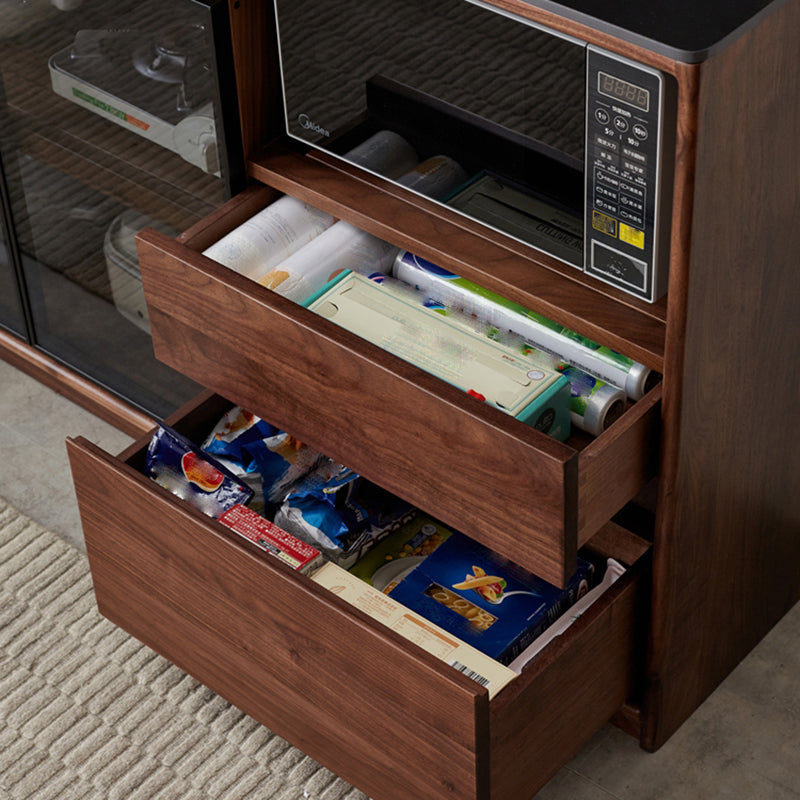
0, 194, 26, 336
0, 0, 241, 418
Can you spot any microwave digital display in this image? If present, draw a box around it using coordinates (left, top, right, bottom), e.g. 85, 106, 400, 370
597, 72, 650, 111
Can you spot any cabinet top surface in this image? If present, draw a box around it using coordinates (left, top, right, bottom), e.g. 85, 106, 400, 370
521, 0, 786, 61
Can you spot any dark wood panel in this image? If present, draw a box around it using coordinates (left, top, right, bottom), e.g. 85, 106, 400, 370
67, 436, 488, 800
176, 183, 281, 251
228, 0, 282, 158
488, 555, 644, 800
645, 0, 800, 749
249, 148, 667, 372
577, 385, 662, 544
137, 229, 579, 586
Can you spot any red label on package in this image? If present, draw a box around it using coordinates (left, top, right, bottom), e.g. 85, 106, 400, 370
218, 505, 323, 573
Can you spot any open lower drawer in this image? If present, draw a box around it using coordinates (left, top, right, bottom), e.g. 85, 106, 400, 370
136, 181, 661, 588
67, 391, 650, 800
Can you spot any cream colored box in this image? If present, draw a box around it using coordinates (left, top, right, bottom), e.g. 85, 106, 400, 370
311, 562, 516, 698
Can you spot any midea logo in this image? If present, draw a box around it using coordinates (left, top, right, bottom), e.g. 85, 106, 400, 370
298, 113, 330, 137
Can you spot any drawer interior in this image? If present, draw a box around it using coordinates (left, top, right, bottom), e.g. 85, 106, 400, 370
67, 390, 651, 800
136, 181, 661, 588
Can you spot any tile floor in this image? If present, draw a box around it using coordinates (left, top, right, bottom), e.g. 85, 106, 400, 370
1, 357, 798, 799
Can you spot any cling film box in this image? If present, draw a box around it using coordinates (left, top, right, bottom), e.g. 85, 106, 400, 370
388, 532, 594, 665
305, 271, 571, 440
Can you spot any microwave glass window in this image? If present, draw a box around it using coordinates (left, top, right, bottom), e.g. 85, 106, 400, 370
597, 72, 650, 111
275, 0, 587, 262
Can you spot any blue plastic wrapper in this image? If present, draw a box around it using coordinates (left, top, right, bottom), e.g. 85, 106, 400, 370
201, 406, 324, 509
145, 424, 253, 519
274, 459, 415, 566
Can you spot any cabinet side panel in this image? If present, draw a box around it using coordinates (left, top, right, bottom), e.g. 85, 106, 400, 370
646, 0, 800, 749
67, 437, 486, 800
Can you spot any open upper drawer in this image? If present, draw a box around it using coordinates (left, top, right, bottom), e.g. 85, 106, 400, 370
67, 391, 651, 800
136, 181, 661, 588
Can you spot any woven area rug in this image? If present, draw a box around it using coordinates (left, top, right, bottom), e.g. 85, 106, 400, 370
0, 499, 367, 800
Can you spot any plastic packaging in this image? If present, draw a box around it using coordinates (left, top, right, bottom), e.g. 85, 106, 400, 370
252, 156, 468, 303
202, 130, 418, 279
393, 250, 655, 400
145, 425, 253, 519
343, 129, 418, 178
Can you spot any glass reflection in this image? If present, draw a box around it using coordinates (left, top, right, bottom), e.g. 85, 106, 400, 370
0, 0, 238, 417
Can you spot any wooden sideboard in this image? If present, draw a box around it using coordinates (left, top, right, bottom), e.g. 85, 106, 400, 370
67, 1, 800, 797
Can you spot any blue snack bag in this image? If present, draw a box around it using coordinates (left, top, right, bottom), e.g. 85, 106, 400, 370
145, 424, 253, 519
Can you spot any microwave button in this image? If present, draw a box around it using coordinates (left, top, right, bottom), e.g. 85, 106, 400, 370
613, 116, 629, 133
595, 168, 620, 189
594, 134, 618, 152
596, 150, 619, 167
632, 122, 648, 140
622, 147, 647, 164
595, 107, 611, 125
594, 197, 618, 215
618, 179, 644, 199
622, 160, 647, 178
620, 193, 644, 213
596, 184, 619, 202
619, 208, 644, 227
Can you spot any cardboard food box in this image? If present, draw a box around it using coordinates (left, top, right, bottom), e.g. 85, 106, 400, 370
388, 532, 594, 665
349, 514, 453, 592
217, 504, 324, 574
312, 562, 517, 698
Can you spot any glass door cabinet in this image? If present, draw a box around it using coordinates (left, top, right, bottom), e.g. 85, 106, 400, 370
0, 0, 243, 418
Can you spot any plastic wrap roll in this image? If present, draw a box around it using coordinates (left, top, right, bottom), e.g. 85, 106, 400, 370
254, 222, 399, 303
253, 157, 468, 303
555, 364, 626, 436
393, 250, 654, 400
344, 130, 418, 178
202, 196, 335, 280
202, 130, 417, 279
396, 155, 469, 200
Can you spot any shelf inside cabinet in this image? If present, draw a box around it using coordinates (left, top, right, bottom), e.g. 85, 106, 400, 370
248, 145, 667, 374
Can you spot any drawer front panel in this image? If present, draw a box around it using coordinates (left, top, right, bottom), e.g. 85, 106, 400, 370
67, 436, 488, 800
137, 228, 578, 587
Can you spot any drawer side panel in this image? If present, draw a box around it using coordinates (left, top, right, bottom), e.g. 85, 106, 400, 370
67, 437, 487, 800
489, 560, 645, 800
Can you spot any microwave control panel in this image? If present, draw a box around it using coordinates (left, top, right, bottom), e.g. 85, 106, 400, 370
584, 47, 667, 302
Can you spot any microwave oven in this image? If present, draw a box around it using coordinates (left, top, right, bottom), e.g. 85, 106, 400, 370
272, 0, 676, 303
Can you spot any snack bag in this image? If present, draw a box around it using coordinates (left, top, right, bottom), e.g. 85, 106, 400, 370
202, 406, 324, 510
274, 459, 415, 567
145, 425, 253, 519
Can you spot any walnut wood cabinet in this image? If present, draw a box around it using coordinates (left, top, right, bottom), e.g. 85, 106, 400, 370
67, 1, 800, 798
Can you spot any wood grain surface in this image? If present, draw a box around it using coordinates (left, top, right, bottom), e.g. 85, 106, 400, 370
67, 435, 489, 800
645, 0, 800, 749
67, 420, 650, 800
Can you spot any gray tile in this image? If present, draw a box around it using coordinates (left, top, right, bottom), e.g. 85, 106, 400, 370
567, 605, 800, 800
534, 765, 623, 799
